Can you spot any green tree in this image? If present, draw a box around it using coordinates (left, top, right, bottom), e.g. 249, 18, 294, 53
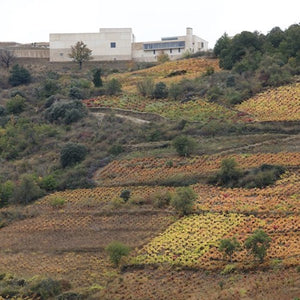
105, 241, 130, 267
6, 95, 26, 114
13, 174, 44, 205
92, 68, 103, 87
170, 186, 197, 215
106, 78, 122, 95
244, 229, 271, 263
215, 158, 243, 186
137, 77, 155, 97
172, 135, 197, 157
0, 180, 14, 207
8, 64, 31, 86
219, 237, 241, 262
69, 41, 92, 69
60, 143, 87, 168
120, 189, 131, 202
153, 82, 168, 99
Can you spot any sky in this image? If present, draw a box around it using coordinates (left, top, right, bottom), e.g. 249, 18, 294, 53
0, 0, 299, 48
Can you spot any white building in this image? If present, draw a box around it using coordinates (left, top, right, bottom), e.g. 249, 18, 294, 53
49, 28, 208, 62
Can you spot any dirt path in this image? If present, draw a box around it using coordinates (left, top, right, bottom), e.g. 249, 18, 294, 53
92, 112, 150, 124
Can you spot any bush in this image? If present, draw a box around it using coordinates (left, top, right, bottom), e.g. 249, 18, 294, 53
153, 82, 168, 99
60, 143, 87, 168
172, 135, 197, 157
13, 174, 44, 205
8, 64, 31, 86
168, 83, 183, 100
105, 78, 122, 95
105, 241, 130, 267
209, 158, 243, 187
58, 167, 94, 190
49, 196, 65, 209
137, 77, 155, 97
0, 181, 15, 207
40, 80, 61, 98
6, 95, 26, 114
157, 52, 170, 63
69, 87, 84, 99
111, 196, 125, 209
92, 68, 103, 87
120, 189, 131, 202
30, 278, 62, 300
108, 144, 124, 156
244, 229, 271, 263
150, 190, 172, 208
45, 100, 86, 124
170, 186, 197, 215
39, 175, 58, 191
0, 105, 7, 116
219, 237, 240, 262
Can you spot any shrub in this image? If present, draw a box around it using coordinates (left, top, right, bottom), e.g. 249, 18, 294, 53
40, 79, 61, 98
244, 229, 271, 263
93, 68, 103, 87
209, 158, 243, 187
8, 64, 31, 86
172, 135, 197, 157
108, 144, 124, 156
6, 95, 26, 114
221, 264, 236, 275
39, 175, 58, 191
168, 83, 183, 100
137, 77, 155, 97
58, 167, 94, 190
157, 52, 170, 63
30, 278, 62, 300
105, 241, 130, 267
120, 189, 131, 202
60, 143, 87, 168
0, 181, 15, 207
13, 174, 44, 205
105, 78, 122, 95
110, 196, 125, 209
45, 100, 86, 124
153, 82, 168, 99
64, 108, 85, 124
0, 105, 7, 116
170, 186, 197, 215
69, 87, 84, 99
49, 196, 65, 209
219, 237, 241, 262
151, 190, 172, 208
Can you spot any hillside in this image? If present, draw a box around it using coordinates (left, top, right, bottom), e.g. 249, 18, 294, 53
0, 28, 300, 299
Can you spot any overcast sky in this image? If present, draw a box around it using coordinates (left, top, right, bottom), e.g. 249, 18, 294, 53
0, 0, 299, 47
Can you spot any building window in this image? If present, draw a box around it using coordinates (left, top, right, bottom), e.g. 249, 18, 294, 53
170, 49, 172, 53
153, 50, 156, 55
110, 42, 116, 48
60, 53, 64, 56
201, 42, 204, 48
178, 48, 181, 53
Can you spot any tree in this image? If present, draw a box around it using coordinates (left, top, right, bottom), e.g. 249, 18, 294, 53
120, 189, 131, 202
105, 78, 122, 95
153, 82, 168, 99
69, 41, 92, 69
170, 186, 197, 215
0, 49, 15, 69
219, 237, 241, 262
13, 174, 44, 205
244, 229, 271, 263
214, 158, 243, 186
172, 135, 197, 157
8, 64, 31, 86
105, 241, 130, 267
92, 68, 103, 87
60, 143, 87, 168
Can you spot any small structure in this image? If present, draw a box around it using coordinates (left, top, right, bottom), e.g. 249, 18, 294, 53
49, 27, 208, 62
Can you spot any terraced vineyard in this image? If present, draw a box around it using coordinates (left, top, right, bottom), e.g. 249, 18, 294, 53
84, 96, 242, 123
236, 82, 300, 121
113, 58, 220, 92
95, 152, 300, 186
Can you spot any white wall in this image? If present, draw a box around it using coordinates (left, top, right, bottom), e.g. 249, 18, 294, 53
50, 29, 132, 62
